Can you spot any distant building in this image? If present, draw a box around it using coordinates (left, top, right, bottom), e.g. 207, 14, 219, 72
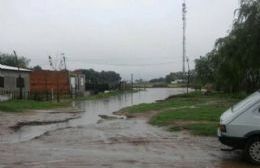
171, 79, 185, 84
0, 64, 31, 100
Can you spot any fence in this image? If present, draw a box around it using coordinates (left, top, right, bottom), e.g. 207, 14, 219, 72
0, 90, 72, 101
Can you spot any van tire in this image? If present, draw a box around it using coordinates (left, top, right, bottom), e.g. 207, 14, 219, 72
244, 136, 260, 165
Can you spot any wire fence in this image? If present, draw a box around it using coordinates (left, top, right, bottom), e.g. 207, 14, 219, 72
0, 90, 72, 101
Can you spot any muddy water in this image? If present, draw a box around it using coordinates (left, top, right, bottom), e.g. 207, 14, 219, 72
1, 88, 186, 144
70, 88, 187, 126
0, 88, 256, 167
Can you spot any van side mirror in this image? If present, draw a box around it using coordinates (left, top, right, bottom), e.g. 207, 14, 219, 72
259, 108, 260, 112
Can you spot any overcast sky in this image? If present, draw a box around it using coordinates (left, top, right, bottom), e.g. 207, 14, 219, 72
0, 0, 239, 80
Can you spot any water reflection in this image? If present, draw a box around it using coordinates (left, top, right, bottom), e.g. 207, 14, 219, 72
1, 88, 186, 143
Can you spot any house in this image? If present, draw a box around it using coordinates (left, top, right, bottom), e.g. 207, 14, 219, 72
30, 70, 70, 95
0, 64, 31, 99
30, 70, 86, 97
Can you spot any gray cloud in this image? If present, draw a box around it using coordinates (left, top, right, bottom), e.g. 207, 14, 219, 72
0, 0, 239, 80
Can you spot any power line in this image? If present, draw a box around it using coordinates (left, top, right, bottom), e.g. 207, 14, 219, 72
66, 60, 180, 67
31, 56, 185, 68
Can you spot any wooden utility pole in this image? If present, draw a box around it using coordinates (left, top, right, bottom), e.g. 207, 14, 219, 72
13, 50, 23, 99
131, 73, 134, 90
186, 57, 190, 94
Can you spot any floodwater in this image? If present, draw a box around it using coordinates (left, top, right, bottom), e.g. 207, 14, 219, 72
71, 88, 187, 125
0, 88, 255, 167
1, 88, 186, 143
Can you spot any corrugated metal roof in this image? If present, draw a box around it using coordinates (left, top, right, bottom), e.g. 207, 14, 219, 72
0, 64, 31, 72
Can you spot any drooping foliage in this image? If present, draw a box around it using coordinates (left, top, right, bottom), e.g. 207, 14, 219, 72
195, 0, 260, 93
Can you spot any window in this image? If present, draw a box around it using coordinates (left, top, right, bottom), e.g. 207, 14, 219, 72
70, 77, 76, 89
232, 92, 260, 113
16, 77, 25, 88
0, 76, 4, 88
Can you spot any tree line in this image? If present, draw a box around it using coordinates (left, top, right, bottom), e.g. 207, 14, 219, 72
0, 52, 30, 68
195, 0, 260, 93
77, 69, 121, 85
0, 52, 121, 86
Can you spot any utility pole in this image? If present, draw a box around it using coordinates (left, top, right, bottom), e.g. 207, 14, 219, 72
186, 57, 190, 94
131, 74, 134, 90
13, 50, 23, 99
182, 0, 187, 75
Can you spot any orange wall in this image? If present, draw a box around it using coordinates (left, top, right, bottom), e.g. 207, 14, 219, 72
30, 70, 70, 93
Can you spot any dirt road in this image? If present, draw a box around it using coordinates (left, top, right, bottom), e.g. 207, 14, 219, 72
0, 89, 256, 167
0, 117, 254, 168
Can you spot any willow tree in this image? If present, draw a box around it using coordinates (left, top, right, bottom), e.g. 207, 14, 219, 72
195, 0, 260, 93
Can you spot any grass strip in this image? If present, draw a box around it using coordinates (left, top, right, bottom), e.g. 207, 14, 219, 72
119, 91, 241, 136
0, 100, 70, 112
168, 122, 218, 136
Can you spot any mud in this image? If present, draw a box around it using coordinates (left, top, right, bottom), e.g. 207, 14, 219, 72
0, 119, 254, 168
98, 114, 124, 120
0, 89, 257, 167
10, 116, 81, 131
0, 107, 82, 143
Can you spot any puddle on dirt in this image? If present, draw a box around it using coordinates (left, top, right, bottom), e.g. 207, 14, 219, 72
1, 88, 186, 144
0, 88, 255, 167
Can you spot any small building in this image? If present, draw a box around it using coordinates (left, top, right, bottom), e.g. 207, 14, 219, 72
70, 70, 86, 96
0, 64, 31, 99
30, 70, 70, 95
30, 70, 86, 97
171, 79, 185, 84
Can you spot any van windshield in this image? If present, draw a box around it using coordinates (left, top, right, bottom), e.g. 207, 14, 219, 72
232, 91, 260, 113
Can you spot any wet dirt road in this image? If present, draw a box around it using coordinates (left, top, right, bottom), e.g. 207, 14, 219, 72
0, 119, 252, 168
0, 89, 256, 168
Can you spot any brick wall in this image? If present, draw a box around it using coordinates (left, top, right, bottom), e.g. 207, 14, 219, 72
30, 70, 70, 94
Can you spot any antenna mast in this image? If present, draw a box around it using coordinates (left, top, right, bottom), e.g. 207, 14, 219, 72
182, 0, 187, 74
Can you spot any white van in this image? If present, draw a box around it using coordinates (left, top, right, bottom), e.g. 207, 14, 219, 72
218, 90, 260, 164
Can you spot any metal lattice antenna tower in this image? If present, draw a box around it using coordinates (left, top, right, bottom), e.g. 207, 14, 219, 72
182, 0, 187, 74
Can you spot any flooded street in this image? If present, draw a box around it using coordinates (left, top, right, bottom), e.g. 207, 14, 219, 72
0, 88, 255, 167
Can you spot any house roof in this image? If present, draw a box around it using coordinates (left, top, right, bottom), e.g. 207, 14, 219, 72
0, 64, 31, 72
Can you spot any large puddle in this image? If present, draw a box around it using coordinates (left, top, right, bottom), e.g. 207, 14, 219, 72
1, 88, 186, 143
0, 88, 254, 167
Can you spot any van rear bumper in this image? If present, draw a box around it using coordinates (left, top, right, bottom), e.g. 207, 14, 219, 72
219, 136, 246, 149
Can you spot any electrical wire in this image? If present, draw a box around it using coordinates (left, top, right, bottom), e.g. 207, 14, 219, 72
66, 60, 180, 67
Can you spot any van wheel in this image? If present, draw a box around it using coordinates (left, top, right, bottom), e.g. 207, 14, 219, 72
244, 137, 260, 165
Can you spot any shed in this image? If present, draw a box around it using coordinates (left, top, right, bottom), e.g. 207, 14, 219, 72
0, 64, 31, 99
70, 71, 86, 96
30, 70, 70, 94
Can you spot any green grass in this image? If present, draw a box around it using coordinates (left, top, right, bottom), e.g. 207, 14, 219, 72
120, 91, 241, 136
169, 122, 218, 136
0, 100, 71, 112
150, 106, 227, 126
120, 96, 204, 113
